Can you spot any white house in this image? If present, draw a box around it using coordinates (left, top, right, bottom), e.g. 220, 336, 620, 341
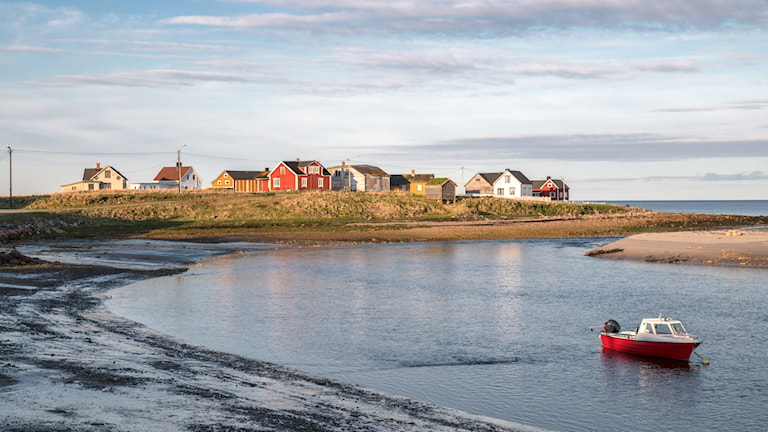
130, 166, 203, 190
492, 169, 532, 199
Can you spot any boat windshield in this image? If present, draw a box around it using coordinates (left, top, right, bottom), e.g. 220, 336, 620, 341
671, 323, 687, 335
654, 324, 672, 335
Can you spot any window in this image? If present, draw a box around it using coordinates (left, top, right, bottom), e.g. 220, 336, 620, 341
105, 170, 111, 178
505, 175, 510, 183
301, 177, 308, 188
225, 180, 230, 185
671, 323, 686, 335
273, 178, 280, 188
417, 184, 423, 191
655, 324, 672, 335
318, 177, 324, 188
496, 188, 504, 195
280, 166, 286, 175
217, 180, 222, 185
645, 323, 653, 333
88, 184, 94, 190
309, 165, 319, 174
509, 187, 515, 195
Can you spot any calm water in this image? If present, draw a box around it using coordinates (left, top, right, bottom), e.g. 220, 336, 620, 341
107, 239, 768, 432
606, 200, 768, 216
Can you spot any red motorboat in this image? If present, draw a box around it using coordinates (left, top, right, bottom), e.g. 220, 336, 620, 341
594, 315, 702, 361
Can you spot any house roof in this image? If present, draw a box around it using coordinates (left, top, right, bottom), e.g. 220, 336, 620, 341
532, 178, 568, 190
402, 173, 434, 183
427, 177, 455, 186
82, 165, 128, 181
350, 165, 389, 177
505, 170, 531, 185
225, 170, 269, 180
279, 160, 331, 176
154, 166, 192, 181
477, 172, 503, 185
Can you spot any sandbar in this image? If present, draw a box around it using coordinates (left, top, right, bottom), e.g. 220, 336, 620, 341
587, 228, 768, 267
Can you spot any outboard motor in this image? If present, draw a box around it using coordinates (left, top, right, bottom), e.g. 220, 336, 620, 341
604, 319, 621, 333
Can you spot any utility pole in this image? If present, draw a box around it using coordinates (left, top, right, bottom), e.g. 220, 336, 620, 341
177, 145, 186, 193
6, 145, 12, 209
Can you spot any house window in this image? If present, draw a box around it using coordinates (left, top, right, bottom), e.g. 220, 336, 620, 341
496, 188, 504, 195
273, 178, 280, 188
105, 170, 111, 179
217, 180, 222, 185
505, 175, 510, 183
280, 166, 286, 175
309, 166, 319, 174
88, 184, 94, 190
318, 177, 324, 188
509, 187, 515, 195
301, 177, 308, 188
550, 192, 555, 198
417, 184, 423, 191
225, 180, 230, 185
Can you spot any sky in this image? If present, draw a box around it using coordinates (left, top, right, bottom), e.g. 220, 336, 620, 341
1, 0, 767, 200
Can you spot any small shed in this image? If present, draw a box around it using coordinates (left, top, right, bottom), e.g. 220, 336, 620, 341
425, 178, 457, 203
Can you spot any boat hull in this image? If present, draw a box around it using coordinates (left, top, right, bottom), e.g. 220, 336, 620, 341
600, 334, 700, 361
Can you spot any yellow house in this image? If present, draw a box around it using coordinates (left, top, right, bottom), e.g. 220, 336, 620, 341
61, 163, 128, 192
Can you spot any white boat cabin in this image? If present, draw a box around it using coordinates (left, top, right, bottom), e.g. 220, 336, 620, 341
637, 317, 690, 337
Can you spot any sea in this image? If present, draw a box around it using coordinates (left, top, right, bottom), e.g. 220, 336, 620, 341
106, 201, 768, 432
604, 200, 768, 216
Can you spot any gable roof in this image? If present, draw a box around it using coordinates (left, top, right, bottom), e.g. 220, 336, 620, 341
350, 165, 389, 177
154, 166, 192, 181
477, 172, 503, 184
427, 177, 456, 186
532, 178, 567, 190
278, 160, 331, 176
82, 165, 127, 181
225, 170, 269, 180
505, 169, 531, 184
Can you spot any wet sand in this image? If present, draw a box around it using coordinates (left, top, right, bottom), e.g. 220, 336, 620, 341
586, 228, 768, 267
1, 240, 540, 432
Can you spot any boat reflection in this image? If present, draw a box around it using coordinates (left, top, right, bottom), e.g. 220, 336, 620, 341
601, 347, 698, 372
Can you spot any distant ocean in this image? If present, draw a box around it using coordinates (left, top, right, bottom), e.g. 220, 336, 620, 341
605, 200, 768, 217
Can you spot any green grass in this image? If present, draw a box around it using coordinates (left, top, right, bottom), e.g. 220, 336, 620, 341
3, 189, 633, 239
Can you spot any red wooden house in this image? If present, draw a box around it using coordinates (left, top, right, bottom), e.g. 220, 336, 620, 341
268, 160, 332, 191
532, 176, 569, 201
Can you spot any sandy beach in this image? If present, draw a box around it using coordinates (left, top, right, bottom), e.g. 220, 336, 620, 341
1, 240, 540, 432
586, 228, 768, 267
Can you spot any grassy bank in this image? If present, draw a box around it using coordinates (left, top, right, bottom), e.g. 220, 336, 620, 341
4, 190, 767, 243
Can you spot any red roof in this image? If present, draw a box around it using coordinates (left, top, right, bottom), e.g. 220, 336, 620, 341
154, 166, 191, 181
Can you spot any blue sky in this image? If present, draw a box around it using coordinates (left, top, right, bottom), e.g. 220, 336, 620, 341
1, 0, 766, 200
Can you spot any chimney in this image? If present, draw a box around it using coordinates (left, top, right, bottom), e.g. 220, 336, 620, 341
411, 169, 415, 177
295, 157, 300, 162
96, 162, 101, 169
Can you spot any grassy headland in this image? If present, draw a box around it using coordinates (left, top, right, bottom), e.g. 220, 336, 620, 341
4, 190, 767, 244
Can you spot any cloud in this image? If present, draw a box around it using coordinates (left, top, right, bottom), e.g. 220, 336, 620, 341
652, 99, 768, 112
168, 0, 768, 35
406, 134, 768, 162
48, 69, 280, 88
0, 44, 63, 53
581, 171, 768, 182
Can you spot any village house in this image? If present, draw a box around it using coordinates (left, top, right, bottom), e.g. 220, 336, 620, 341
425, 178, 457, 202
492, 169, 532, 199
268, 160, 331, 191
210, 169, 270, 193
464, 169, 532, 199
532, 176, 570, 201
390, 171, 434, 195
464, 172, 501, 196
131, 166, 203, 190
61, 163, 128, 192
329, 163, 390, 192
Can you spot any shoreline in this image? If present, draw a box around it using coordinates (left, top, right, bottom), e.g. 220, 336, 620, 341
1, 240, 543, 432
3, 213, 768, 430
